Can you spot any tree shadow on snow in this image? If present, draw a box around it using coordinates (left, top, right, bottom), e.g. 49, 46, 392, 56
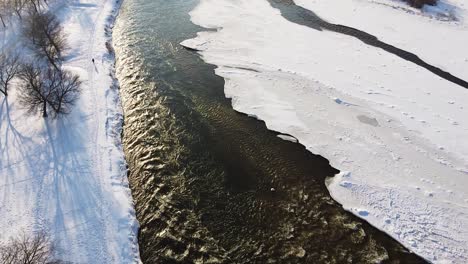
0, 95, 110, 262
0, 97, 36, 201
32, 110, 111, 262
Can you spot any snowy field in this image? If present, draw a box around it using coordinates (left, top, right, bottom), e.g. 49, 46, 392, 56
181, 0, 468, 262
0, 0, 141, 263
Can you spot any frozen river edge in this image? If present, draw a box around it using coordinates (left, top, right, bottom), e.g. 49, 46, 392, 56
181, 0, 468, 263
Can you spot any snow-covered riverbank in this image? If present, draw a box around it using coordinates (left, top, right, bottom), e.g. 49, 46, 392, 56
181, 0, 468, 262
0, 0, 141, 263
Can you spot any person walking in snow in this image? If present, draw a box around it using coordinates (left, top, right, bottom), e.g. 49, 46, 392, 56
92, 58, 95, 64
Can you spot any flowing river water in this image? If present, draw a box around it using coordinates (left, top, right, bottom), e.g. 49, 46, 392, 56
113, 0, 427, 263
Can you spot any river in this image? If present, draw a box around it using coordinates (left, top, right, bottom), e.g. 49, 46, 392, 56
113, 0, 427, 262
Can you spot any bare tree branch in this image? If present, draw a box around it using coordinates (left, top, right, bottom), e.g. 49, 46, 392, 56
18, 64, 52, 117
0, 231, 62, 264
18, 65, 81, 118
23, 11, 67, 70
0, 52, 21, 96
49, 69, 81, 116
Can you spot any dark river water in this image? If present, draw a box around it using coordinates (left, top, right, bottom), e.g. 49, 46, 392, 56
113, 0, 427, 263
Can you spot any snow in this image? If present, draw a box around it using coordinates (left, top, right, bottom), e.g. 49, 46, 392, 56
294, 0, 468, 83
181, 0, 468, 262
0, 0, 141, 263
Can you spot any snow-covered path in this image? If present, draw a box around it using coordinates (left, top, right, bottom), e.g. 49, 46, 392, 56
0, 0, 140, 263
181, 0, 468, 262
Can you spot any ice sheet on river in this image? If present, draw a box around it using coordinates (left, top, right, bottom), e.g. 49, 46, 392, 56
181, 0, 468, 262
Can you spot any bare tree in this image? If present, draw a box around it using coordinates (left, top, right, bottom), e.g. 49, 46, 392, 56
25, 0, 47, 13
12, 0, 27, 19
23, 11, 67, 70
49, 69, 81, 116
18, 65, 81, 118
0, 52, 21, 96
18, 64, 54, 117
3, 0, 43, 20
0, 0, 12, 27
0, 231, 62, 264
0, 0, 43, 25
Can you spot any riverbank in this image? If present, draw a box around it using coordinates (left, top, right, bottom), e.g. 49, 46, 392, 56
0, 0, 141, 262
181, 0, 468, 262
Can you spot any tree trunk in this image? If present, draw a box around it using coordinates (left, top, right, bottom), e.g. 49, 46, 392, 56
0, 82, 7, 96
42, 45, 60, 71
42, 101, 47, 117
0, 15, 6, 28
31, 1, 39, 13
44, 30, 62, 59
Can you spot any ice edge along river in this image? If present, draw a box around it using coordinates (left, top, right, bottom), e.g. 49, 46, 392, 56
181, 0, 468, 263
0, 0, 141, 263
